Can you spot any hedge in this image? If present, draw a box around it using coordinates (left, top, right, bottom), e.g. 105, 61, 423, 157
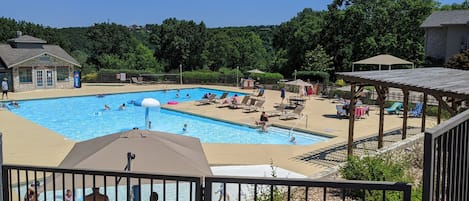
295, 71, 330, 84
183, 71, 221, 84
251, 72, 284, 84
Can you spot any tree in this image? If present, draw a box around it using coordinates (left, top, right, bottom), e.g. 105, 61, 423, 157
273, 8, 324, 75
127, 43, 163, 72
303, 45, 334, 72
87, 23, 136, 70
446, 50, 469, 70
150, 18, 207, 71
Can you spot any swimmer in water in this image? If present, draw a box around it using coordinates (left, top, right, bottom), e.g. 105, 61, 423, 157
182, 123, 188, 132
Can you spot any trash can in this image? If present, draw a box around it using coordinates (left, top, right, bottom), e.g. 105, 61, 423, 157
73, 71, 81, 88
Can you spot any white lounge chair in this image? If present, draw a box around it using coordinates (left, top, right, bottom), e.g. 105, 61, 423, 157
279, 105, 305, 120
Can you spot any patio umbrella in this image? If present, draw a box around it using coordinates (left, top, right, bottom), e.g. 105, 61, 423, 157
284, 79, 313, 87
42, 129, 212, 189
247, 69, 265, 74
133, 98, 160, 129
285, 79, 312, 96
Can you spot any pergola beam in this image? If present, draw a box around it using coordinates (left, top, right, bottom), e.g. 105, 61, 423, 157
347, 83, 357, 157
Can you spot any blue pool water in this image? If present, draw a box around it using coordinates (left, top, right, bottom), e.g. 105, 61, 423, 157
9, 88, 329, 145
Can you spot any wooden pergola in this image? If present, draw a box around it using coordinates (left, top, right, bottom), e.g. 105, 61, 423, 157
337, 67, 469, 156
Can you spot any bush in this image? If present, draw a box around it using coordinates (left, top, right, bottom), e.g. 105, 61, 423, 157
183, 71, 220, 84
295, 71, 330, 85
82, 72, 98, 82
335, 79, 346, 87
340, 155, 412, 200
253, 73, 284, 84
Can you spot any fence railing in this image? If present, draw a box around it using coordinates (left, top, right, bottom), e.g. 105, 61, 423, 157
423, 109, 469, 201
2, 165, 412, 201
2, 165, 202, 201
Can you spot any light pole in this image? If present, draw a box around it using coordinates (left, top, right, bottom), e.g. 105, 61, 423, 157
179, 64, 183, 86
236, 66, 239, 88
294, 70, 297, 80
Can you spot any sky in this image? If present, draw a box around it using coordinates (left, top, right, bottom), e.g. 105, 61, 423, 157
0, 0, 465, 28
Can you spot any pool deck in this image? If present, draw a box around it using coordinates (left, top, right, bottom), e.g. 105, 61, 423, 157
0, 83, 437, 177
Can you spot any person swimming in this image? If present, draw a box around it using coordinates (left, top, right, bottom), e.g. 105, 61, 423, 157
290, 136, 296, 144
119, 103, 126, 110
182, 123, 188, 132
104, 104, 111, 110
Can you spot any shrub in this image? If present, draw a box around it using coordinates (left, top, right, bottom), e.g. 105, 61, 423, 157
251, 72, 284, 84
335, 79, 346, 87
82, 72, 98, 82
183, 71, 220, 84
340, 155, 412, 200
295, 71, 330, 85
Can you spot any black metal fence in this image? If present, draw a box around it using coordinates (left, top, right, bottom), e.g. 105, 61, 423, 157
422, 109, 469, 201
2, 165, 412, 201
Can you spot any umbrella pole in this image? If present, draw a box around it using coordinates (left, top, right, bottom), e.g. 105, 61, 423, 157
145, 108, 150, 129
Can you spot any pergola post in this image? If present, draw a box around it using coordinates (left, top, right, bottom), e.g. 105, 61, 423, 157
437, 100, 441, 124
421, 93, 427, 132
375, 86, 386, 149
402, 89, 409, 140
347, 83, 357, 157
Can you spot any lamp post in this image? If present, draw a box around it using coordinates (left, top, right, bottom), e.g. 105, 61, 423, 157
294, 70, 297, 80
236, 66, 239, 88
179, 64, 183, 86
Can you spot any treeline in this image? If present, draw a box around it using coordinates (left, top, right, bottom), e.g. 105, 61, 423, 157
0, 0, 467, 79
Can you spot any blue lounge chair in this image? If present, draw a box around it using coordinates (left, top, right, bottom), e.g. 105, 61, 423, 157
409, 102, 423, 117
385, 102, 403, 114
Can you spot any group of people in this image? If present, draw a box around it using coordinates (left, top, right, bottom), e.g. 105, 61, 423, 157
103, 103, 126, 111
25, 187, 161, 201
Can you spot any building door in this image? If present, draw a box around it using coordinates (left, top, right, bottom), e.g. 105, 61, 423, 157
35, 69, 54, 88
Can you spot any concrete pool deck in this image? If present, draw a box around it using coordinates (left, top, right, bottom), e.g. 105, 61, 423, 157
0, 83, 437, 177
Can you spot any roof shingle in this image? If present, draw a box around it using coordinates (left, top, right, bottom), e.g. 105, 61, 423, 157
421, 10, 469, 28
0, 44, 80, 67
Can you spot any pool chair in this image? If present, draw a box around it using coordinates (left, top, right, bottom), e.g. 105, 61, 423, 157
230, 96, 251, 109
409, 102, 423, 117
131, 77, 143, 85
336, 105, 347, 119
385, 102, 403, 114
279, 105, 305, 120
213, 92, 229, 103
265, 104, 287, 117
243, 100, 265, 113
195, 94, 216, 105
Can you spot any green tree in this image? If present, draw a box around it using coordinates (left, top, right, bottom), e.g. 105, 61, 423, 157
127, 43, 163, 72
303, 45, 333, 72
150, 18, 207, 71
87, 23, 136, 70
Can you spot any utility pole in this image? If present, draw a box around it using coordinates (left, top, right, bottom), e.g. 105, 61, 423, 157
236, 66, 239, 88
179, 64, 183, 86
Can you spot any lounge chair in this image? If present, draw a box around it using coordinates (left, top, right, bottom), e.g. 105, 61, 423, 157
409, 102, 423, 117
243, 100, 265, 113
230, 96, 250, 109
336, 104, 347, 119
265, 104, 287, 117
385, 102, 403, 114
195, 94, 216, 105
214, 92, 229, 103
131, 77, 143, 85
279, 105, 305, 120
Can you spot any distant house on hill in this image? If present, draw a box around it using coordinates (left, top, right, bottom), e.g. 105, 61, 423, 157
420, 10, 469, 64
0, 31, 80, 92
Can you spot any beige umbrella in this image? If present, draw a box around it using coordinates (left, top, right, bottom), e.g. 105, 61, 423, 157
284, 79, 312, 87
41, 129, 211, 190
247, 69, 265, 74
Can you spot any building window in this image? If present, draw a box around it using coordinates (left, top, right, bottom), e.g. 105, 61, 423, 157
56, 66, 70, 81
19, 67, 32, 83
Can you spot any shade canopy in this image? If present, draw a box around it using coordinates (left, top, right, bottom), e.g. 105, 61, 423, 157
284, 79, 312, 87
247, 69, 265, 74
352, 54, 413, 71
59, 129, 212, 176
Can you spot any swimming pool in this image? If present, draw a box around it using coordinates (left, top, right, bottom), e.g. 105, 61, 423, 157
9, 88, 329, 145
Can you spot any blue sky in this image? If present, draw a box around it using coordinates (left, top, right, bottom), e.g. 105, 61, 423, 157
0, 0, 464, 28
